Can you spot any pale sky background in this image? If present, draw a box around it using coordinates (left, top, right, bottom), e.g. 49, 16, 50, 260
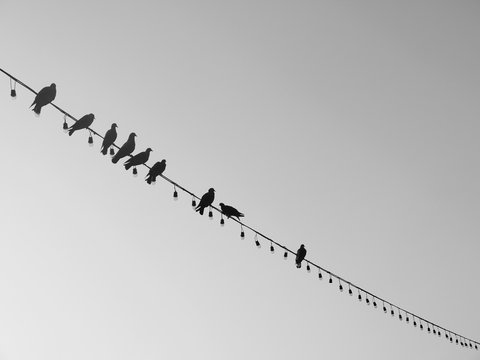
0, 1, 479, 359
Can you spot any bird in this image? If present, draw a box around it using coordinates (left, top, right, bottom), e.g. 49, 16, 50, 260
68, 113, 95, 136
30, 83, 56, 115
112, 132, 136, 164
124, 148, 153, 170
100, 123, 118, 155
295, 244, 307, 268
195, 188, 215, 215
145, 159, 166, 184
219, 203, 244, 220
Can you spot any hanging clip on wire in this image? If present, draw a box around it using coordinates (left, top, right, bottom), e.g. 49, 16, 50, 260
10, 78, 16, 98
132, 167, 138, 177
88, 130, 94, 147
220, 214, 225, 226
254, 233, 261, 248
173, 185, 178, 200
240, 225, 245, 239
63, 114, 68, 132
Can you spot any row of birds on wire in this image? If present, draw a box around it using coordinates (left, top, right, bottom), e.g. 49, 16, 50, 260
6, 76, 475, 350
29, 82, 311, 267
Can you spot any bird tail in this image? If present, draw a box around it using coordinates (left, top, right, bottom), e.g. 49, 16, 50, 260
112, 155, 119, 164
296, 262, 301, 268
32, 105, 41, 115
196, 207, 204, 215
68, 128, 75, 136
100, 146, 108, 155
124, 161, 132, 170
238, 213, 245, 217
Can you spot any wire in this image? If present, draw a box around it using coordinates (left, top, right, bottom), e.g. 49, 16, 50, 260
1, 66, 478, 350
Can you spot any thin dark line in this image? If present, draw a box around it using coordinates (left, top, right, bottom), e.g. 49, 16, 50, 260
1, 66, 478, 348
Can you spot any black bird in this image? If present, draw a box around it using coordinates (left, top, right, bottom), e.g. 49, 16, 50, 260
101, 123, 118, 155
30, 83, 56, 115
145, 159, 166, 184
195, 188, 215, 215
112, 132, 136, 164
295, 244, 307, 268
219, 203, 244, 220
68, 113, 95, 136
124, 148, 152, 170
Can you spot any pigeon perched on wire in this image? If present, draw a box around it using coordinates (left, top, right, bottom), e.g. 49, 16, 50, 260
124, 148, 152, 170
68, 113, 95, 136
112, 132, 136, 164
30, 83, 56, 115
100, 123, 118, 155
145, 159, 166, 184
195, 188, 215, 215
219, 203, 244, 220
295, 244, 307, 268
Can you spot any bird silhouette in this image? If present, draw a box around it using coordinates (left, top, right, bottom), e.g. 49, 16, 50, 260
145, 159, 166, 184
112, 132, 136, 164
30, 83, 56, 115
68, 113, 95, 136
219, 203, 244, 220
101, 123, 118, 155
195, 188, 215, 215
124, 148, 152, 170
295, 244, 307, 268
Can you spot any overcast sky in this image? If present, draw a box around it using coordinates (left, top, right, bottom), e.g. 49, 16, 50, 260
1, 1, 479, 359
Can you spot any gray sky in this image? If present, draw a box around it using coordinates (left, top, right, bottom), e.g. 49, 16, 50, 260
0, 1, 479, 359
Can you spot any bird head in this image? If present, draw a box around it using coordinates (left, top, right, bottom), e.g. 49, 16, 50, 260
51, 83, 56, 88
89, 113, 95, 119
146, 148, 153, 152
300, 244, 305, 249
161, 159, 166, 163
209, 188, 215, 193
219, 202, 225, 208
112, 123, 118, 128
129, 132, 137, 139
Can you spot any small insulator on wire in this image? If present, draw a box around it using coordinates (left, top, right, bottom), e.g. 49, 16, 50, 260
475, 343, 478, 350
445, 332, 449, 339
357, 290, 362, 302
437, 329, 441, 337
318, 270, 323, 280
173, 186, 178, 200
208, 207, 213, 219
366, 296, 370, 305
413, 319, 417, 327
133, 167, 138, 177
373, 299, 378, 308
406, 314, 410, 323
449, 335, 453, 342
109, 147, 115, 156
398, 312, 402, 321
306, 263, 311, 272
348, 284, 353, 296
10, 78, 16, 98
383, 303, 387, 314
220, 216, 225, 226
63, 116, 68, 132
240, 226, 245, 239
469, 342, 472, 348
420, 321, 423, 331
433, 328, 436, 335
191, 197, 197, 207
328, 274, 333, 284
270, 242, 274, 253
456, 337, 459, 345
338, 280, 343, 292
88, 133, 94, 147
254, 234, 260, 248
390, 305, 394, 317
427, 325, 431, 333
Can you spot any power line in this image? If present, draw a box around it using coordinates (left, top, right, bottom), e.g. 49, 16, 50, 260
1, 67, 478, 350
